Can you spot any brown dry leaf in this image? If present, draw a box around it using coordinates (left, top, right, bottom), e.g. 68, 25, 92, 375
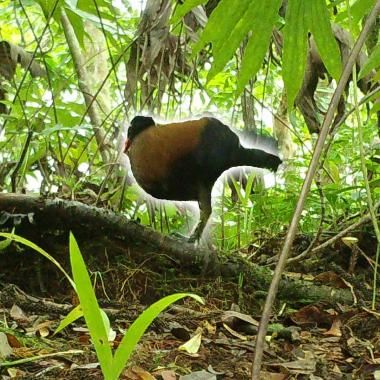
12, 346, 41, 359
290, 305, 333, 326
222, 322, 247, 341
179, 330, 202, 354
5, 333, 22, 348
38, 326, 50, 338
221, 310, 259, 326
259, 371, 287, 380
26, 320, 55, 337
179, 370, 216, 379
284, 271, 314, 281
314, 271, 348, 288
324, 318, 342, 337
272, 352, 317, 374
201, 320, 216, 335
0, 332, 13, 359
7, 367, 26, 378
153, 369, 177, 380
71, 362, 100, 370
10, 304, 29, 324
123, 365, 156, 380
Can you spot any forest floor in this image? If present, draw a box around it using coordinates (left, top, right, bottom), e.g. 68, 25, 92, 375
0, 194, 379, 379
1, 242, 380, 380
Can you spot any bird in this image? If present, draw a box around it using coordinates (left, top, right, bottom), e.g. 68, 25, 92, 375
124, 115, 282, 242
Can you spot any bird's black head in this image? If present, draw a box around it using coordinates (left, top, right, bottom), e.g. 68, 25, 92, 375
128, 116, 155, 140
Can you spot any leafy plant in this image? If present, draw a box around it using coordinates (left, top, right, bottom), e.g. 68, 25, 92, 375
0, 232, 204, 379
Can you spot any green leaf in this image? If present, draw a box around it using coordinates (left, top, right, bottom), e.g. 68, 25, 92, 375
112, 293, 204, 379
350, 0, 376, 23
35, 0, 63, 19
66, 6, 119, 34
0, 228, 14, 251
25, 142, 48, 169
193, 0, 247, 56
54, 305, 83, 335
69, 233, 113, 379
310, 0, 342, 81
0, 232, 75, 289
370, 100, 380, 114
206, 0, 252, 80
39, 124, 91, 135
65, 7, 85, 47
336, 0, 376, 24
359, 42, 380, 79
171, 0, 208, 25
237, 0, 282, 94
282, 0, 309, 109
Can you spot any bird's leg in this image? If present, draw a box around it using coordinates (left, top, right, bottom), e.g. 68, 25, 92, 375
189, 186, 212, 243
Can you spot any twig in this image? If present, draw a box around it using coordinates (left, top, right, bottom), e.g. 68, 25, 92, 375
289, 200, 380, 262
10, 131, 33, 192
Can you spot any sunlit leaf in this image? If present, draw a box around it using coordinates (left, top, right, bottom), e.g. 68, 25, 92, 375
359, 42, 380, 79
54, 305, 83, 335
65, 7, 85, 47
179, 331, 202, 353
69, 233, 113, 378
112, 293, 204, 379
310, 0, 342, 81
35, 0, 63, 19
336, 0, 376, 24
207, 0, 250, 80
237, 0, 282, 94
193, 0, 246, 56
282, 0, 309, 108
171, 0, 208, 25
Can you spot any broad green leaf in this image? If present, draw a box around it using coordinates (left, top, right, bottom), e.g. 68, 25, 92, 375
310, 0, 342, 81
171, 0, 208, 25
66, 6, 119, 34
54, 305, 83, 335
76, 0, 110, 14
35, 0, 63, 19
0, 228, 14, 251
112, 293, 204, 379
69, 233, 113, 379
65, 0, 78, 8
65, 7, 85, 47
193, 0, 245, 55
370, 178, 380, 189
350, 0, 376, 23
237, 0, 282, 94
327, 162, 341, 184
282, 0, 309, 109
359, 42, 380, 79
370, 101, 380, 114
336, 0, 376, 24
207, 0, 252, 80
207, 0, 250, 54
25, 142, 48, 169
39, 124, 91, 135
0, 233, 75, 289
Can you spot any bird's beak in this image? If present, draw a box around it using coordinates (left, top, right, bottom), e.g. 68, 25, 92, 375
124, 138, 132, 154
